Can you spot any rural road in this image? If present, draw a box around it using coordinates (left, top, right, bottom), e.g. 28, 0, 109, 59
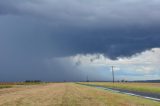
78, 83, 160, 102
106, 87, 160, 100
0, 83, 159, 106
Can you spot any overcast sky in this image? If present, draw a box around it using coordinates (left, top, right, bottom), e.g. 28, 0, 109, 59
0, 0, 160, 81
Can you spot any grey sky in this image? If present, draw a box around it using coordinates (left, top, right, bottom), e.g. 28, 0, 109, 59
0, 0, 160, 81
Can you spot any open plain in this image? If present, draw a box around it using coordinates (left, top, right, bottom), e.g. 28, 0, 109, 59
0, 83, 159, 106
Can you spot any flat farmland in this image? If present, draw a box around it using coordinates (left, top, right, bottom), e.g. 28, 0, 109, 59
0, 83, 159, 106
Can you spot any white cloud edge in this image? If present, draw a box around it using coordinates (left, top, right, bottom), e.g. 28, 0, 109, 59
53, 48, 160, 80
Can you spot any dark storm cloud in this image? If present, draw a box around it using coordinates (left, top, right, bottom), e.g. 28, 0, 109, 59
0, 0, 160, 81
1, 0, 160, 58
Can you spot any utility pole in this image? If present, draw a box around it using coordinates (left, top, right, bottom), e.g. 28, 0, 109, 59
112, 66, 115, 83
86, 75, 89, 82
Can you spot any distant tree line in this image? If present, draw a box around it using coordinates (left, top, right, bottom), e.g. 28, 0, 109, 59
25, 80, 42, 83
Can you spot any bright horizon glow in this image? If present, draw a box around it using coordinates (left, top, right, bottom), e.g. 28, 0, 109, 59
53, 48, 160, 81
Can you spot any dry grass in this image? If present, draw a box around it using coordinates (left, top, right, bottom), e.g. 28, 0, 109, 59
0, 85, 12, 89
0, 83, 159, 106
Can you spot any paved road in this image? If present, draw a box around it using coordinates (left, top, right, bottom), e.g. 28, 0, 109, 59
79, 83, 160, 102
109, 87, 160, 99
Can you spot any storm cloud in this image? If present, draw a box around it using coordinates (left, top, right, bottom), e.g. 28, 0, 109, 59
0, 0, 160, 81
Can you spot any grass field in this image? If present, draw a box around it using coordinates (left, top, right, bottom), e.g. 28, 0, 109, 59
80, 82, 160, 93
0, 85, 12, 89
0, 83, 159, 106
0, 82, 44, 89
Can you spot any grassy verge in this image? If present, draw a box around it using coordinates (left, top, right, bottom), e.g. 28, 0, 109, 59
74, 83, 160, 106
79, 82, 160, 93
